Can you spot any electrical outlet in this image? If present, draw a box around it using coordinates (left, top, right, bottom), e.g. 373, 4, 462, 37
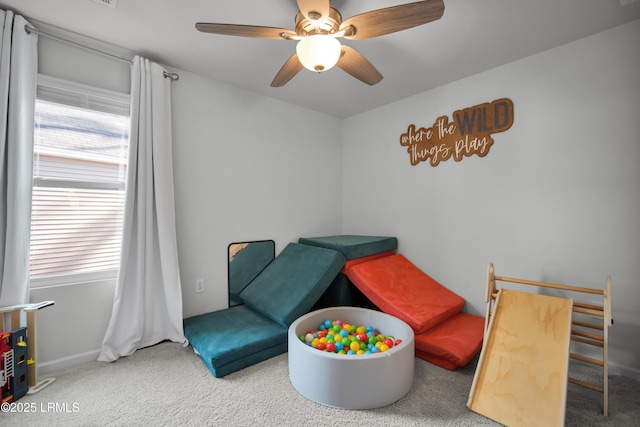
195, 279, 204, 293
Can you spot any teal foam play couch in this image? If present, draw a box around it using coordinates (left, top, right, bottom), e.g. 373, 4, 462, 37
183, 242, 345, 377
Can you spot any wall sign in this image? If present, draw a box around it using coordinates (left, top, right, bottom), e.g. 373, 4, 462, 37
399, 98, 514, 167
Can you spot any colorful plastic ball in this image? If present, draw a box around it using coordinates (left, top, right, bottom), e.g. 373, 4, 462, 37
302, 319, 402, 356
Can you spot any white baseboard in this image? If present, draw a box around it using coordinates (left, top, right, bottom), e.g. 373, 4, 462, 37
38, 349, 101, 377
609, 362, 640, 381
36, 348, 640, 382
572, 358, 640, 381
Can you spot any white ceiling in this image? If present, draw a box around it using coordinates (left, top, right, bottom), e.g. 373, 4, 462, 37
1, 0, 639, 118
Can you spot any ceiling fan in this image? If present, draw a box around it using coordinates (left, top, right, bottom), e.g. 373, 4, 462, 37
195, 0, 445, 87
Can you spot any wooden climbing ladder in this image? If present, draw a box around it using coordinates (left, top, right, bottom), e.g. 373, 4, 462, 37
483, 263, 612, 416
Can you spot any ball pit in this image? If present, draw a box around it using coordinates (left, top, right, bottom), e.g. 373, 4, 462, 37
298, 318, 403, 356
288, 306, 415, 409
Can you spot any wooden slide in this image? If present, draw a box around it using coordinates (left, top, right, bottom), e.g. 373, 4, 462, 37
467, 289, 573, 427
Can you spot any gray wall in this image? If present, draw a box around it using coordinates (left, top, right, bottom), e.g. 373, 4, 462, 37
342, 20, 640, 378
170, 69, 344, 318
32, 33, 343, 373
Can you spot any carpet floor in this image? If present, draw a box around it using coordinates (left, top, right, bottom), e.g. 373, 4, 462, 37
2, 341, 638, 426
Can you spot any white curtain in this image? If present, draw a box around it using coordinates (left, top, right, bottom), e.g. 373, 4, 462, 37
0, 10, 37, 307
99, 56, 186, 361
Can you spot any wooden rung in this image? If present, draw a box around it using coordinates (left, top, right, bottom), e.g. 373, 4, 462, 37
494, 275, 605, 295
574, 306, 604, 317
571, 329, 604, 342
571, 335, 604, 347
568, 377, 604, 393
573, 301, 604, 312
570, 352, 605, 367
572, 320, 604, 331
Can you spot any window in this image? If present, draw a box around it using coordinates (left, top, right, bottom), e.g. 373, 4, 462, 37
30, 75, 130, 287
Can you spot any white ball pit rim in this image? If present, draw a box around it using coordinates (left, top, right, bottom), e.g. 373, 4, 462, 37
288, 306, 415, 409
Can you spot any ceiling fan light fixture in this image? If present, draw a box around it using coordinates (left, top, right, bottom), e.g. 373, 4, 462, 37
197, 0, 445, 86
296, 34, 341, 73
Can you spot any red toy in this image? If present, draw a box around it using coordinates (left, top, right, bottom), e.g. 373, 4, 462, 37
1, 331, 14, 403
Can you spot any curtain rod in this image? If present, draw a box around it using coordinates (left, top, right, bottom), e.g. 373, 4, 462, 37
24, 24, 179, 81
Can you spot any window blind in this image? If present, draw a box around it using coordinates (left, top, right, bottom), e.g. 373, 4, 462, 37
30, 75, 130, 286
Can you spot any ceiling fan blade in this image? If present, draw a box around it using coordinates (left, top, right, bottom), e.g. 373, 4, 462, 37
296, 0, 331, 21
196, 23, 297, 40
339, 0, 445, 41
271, 54, 304, 87
336, 45, 383, 86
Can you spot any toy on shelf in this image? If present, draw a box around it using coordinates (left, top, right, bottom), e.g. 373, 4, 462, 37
0, 301, 55, 397
1, 331, 13, 402
1, 327, 29, 403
